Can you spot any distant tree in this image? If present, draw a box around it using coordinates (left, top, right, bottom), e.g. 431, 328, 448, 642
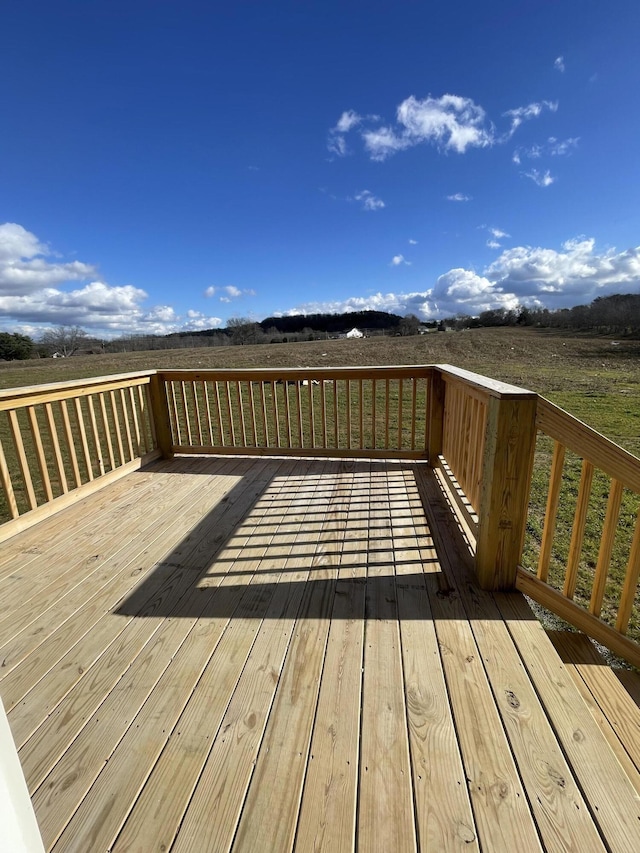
226, 317, 262, 345
0, 332, 34, 360
40, 325, 88, 357
398, 314, 420, 336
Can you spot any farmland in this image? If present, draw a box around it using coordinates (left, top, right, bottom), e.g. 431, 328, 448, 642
1, 327, 639, 453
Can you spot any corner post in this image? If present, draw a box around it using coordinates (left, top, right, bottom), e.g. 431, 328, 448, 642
475, 392, 538, 590
427, 368, 445, 466
148, 372, 174, 459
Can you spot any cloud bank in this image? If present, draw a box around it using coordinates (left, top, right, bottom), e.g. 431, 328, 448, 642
0, 223, 222, 336
329, 94, 559, 161
284, 239, 640, 320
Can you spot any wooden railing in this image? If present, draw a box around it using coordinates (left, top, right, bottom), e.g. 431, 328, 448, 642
516, 397, 640, 668
430, 366, 538, 591
0, 371, 160, 541
1, 363, 639, 665
155, 367, 433, 459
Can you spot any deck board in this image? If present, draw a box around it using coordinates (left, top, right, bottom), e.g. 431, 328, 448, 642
1, 455, 639, 852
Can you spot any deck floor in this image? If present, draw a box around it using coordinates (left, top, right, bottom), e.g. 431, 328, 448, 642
1, 455, 639, 852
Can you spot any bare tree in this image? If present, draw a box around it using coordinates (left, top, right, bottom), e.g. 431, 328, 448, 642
41, 325, 88, 357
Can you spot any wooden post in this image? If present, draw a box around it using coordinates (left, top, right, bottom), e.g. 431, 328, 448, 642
427, 369, 445, 466
475, 393, 538, 590
148, 373, 174, 459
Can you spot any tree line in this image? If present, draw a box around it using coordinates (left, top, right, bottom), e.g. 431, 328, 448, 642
1, 295, 639, 361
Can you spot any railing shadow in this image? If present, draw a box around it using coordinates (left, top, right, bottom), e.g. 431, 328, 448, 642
114, 456, 516, 622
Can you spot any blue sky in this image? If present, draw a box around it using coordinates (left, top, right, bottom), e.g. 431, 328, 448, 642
1, 0, 639, 337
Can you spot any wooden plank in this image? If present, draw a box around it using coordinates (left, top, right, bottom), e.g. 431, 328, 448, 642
357, 464, 417, 853
44, 402, 68, 493
226, 381, 236, 445
392, 467, 479, 851
98, 393, 116, 471
0, 372, 155, 411
0, 436, 20, 519
546, 631, 640, 780
109, 390, 126, 466
86, 395, 105, 476
236, 380, 246, 446
169, 444, 429, 460
498, 591, 640, 852
475, 395, 538, 590
590, 479, 624, 615
616, 669, 640, 708
202, 381, 215, 446
228, 466, 348, 852
293, 466, 367, 853
416, 467, 544, 852
427, 370, 445, 463
517, 568, 640, 670
136, 385, 150, 454
120, 388, 135, 460
159, 366, 432, 385
563, 459, 594, 599
128, 386, 143, 454
0, 457, 169, 572
8, 409, 37, 511
616, 507, 640, 634
168, 463, 332, 853
0, 460, 222, 665
112, 462, 314, 852
2, 460, 258, 736
73, 397, 93, 481
537, 440, 566, 581
0, 450, 162, 546
537, 397, 640, 493
30, 463, 296, 849
438, 365, 534, 399
27, 406, 53, 502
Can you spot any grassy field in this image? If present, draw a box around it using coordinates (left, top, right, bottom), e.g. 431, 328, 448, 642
2, 327, 639, 644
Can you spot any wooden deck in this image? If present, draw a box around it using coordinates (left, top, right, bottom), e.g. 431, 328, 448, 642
1, 455, 640, 852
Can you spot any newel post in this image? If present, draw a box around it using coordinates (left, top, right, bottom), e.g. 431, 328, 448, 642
427, 368, 445, 466
148, 372, 174, 459
475, 392, 538, 590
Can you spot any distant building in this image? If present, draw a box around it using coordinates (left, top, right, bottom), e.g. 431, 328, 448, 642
346, 328, 364, 338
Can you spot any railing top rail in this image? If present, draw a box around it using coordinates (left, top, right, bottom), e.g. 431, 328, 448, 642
537, 396, 640, 492
0, 370, 157, 410
158, 365, 435, 381
435, 364, 538, 399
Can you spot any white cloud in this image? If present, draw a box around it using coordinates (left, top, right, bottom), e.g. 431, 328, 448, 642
282, 239, 640, 320
353, 190, 385, 211
330, 93, 558, 162
362, 94, 493, 160
514, 137, 578, 163
523, 168, 555, 187
447, 193, 472, 202
555, 56, 565, 72
327, 110, 364, 156
0, 222, 96, 295
335, 109, 363, 134
0, 222, 223, 337
503, 101, 558, 139
482, 226, 510, 249
408, 239, 418, 245
207, 284, 255, 302
390, 254, 411, 266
